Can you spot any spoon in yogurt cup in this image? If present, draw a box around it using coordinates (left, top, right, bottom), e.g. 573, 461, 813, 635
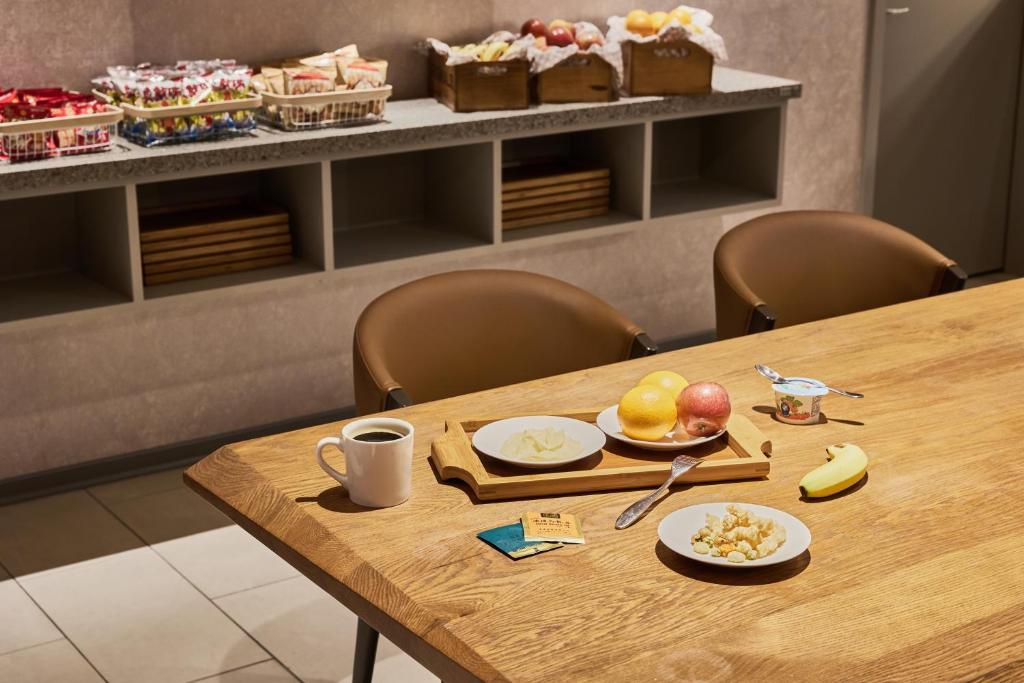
754, 364, 864, 399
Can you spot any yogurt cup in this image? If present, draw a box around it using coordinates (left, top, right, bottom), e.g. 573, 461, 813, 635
773, 377, 828, 425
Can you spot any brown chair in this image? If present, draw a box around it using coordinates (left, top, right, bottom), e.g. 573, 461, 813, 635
353, 269, 657, 415
714, 210, 967, 339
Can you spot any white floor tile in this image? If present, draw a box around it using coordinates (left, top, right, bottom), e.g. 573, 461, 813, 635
104, 486, 231, 545
0, 490, 141, 577
214, 576, 437, 683
0, 639, 103, 683
89, 467, 188, 505
0, 572, 61, 655
153, 525, 297, 599
195, 659, 297, 682
19, 547, 267, 683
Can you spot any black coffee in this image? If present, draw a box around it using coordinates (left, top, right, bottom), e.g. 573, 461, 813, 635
353, 430, 402, 443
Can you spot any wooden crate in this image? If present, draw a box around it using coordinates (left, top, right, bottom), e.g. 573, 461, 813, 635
622, 39, 713, 96
429, 50, 530, 112
431, 410, 771, 501
139, 200, 293, 286
535, 53, 617, 104
502, 161, 610, 230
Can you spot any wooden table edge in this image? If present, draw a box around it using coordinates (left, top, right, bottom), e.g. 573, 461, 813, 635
183, 449, 502, 683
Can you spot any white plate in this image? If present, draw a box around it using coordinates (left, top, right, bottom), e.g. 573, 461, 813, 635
658, 503, 811, 568
471, 415, 606, 469
596, 405, 725, 451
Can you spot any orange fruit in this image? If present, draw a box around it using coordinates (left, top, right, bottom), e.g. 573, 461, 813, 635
669, 7, 692, 25
650, 11, 669, 30
618, 385, 678, 441
626, 9, 655, 36
638, 370, 688, 398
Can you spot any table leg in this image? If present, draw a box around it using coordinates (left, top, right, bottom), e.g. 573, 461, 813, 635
353, 617, 380, 683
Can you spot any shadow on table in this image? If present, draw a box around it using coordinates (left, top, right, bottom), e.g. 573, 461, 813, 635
752, 405, 864, 427
656, 541, 811, 585
799, 472, 870, 503
294, 485, 377, 513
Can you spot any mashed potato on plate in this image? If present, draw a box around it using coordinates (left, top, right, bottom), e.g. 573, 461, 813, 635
501, 427, 583, 462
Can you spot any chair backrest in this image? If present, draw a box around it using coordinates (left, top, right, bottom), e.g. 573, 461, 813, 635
353, 269, 647, 415
714, 210, 964, 339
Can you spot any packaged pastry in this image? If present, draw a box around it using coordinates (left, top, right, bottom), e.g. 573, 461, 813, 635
283, 66, 337, 95
341, 59, 387, 90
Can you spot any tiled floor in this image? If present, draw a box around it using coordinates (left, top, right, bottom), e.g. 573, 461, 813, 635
0, 468, 438, 683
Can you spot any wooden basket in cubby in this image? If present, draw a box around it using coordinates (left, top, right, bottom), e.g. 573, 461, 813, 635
621, 39, 713, 96
429, 51, 530, 112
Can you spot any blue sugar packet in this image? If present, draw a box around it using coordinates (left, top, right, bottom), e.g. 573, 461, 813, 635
477, 522, 563, 560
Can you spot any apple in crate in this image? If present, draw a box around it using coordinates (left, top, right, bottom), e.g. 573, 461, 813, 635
547, 26, 574, 47
521, 18, 548, 38
676, 381, 732, 437
548, 19, 575, 36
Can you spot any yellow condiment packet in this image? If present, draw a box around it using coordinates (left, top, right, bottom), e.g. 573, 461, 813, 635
521, 511, 585, 544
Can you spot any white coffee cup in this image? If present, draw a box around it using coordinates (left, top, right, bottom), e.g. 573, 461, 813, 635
315, 417, 414, 508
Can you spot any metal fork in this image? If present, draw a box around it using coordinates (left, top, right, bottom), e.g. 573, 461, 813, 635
614, 454, 701, 529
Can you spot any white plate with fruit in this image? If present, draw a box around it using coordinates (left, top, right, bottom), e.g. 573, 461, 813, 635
597, 371, 730, 450
659, 502, 811, 569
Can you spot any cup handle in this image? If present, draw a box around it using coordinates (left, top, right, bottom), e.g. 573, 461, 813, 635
315, 436, 348, 487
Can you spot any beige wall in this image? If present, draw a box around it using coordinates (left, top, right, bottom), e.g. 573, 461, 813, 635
0, 1, 870, 479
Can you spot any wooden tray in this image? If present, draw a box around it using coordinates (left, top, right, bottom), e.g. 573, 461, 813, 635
139, 200, 292, 286
501, 162, 610, 230
430, 410, 771, 501
621, 40, 713, 96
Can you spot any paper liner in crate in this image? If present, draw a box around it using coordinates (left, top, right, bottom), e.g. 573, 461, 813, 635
527, 22, 625, 89
607, 6, 728, 62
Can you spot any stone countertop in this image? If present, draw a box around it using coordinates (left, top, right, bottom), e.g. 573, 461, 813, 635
0, 67, 800, 196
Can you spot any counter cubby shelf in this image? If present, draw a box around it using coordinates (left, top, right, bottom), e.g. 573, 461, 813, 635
651, 107, 782, 218
332, 144, 494, 268
136, 164, 329, 298
0, 188, 134, 323
0, 67, 799, 327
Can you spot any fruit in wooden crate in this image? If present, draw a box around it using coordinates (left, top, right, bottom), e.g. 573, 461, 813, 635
481, 41, 510, 61
676, 381, 731, 437
799, 443, 869, 498
452, 42, 509, 61
521, 18, 548, 39
548, 19, 575, 36
547, 26, 575, 48
618, 385, 678, 441
669, 6, 693, 25
626, 9, 655, 36
576, 30, 604, 49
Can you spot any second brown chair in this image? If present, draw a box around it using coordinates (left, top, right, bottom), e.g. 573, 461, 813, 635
353, 269, 657, 414
713, 210, 967, 339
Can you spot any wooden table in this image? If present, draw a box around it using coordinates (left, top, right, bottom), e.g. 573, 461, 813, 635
185, 281, 1024, 682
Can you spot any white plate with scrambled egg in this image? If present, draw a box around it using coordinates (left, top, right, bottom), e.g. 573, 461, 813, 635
472, 416, 606, 468
659, 503, 811, 568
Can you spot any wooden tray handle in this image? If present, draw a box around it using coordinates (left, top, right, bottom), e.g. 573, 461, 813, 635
429, 421, 485, 493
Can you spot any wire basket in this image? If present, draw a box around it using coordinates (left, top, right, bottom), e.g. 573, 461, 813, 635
258, 86, 391, 131
94, 91, 262, 147
0, 106, 122, 163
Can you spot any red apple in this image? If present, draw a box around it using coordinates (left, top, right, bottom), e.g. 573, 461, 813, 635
547, 26, 574, 48
676, 382, 732, 437
521, 18, 548, 38
549, 19, 575, 36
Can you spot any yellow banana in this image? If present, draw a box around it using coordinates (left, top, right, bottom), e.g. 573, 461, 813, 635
798, 443, 868, 498
481, 41, 509, 61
